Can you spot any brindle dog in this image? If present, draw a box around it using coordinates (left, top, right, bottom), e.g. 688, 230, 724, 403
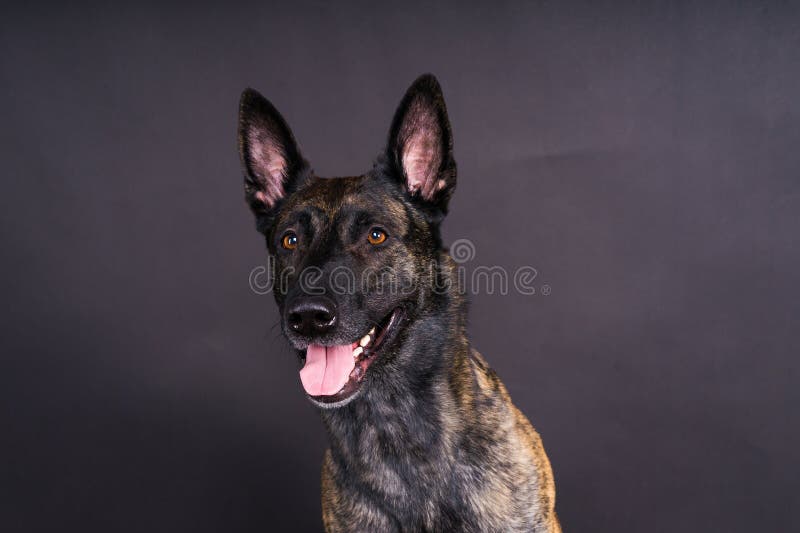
238, 74, 560, 532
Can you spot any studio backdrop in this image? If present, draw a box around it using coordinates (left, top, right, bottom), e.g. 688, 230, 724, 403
2, 2, 798, 532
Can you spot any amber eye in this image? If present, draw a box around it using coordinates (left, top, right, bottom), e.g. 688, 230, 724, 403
367, 228, 387, 245
281, 232, 298, 250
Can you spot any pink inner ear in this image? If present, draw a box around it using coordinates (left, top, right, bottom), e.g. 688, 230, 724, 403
400, 101, 443, 201
249, 128, 288, 208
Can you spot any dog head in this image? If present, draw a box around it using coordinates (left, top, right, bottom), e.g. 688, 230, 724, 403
238, 74, 457, 407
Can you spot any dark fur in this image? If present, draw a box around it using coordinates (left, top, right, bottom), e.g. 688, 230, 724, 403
238, 75, 560, 532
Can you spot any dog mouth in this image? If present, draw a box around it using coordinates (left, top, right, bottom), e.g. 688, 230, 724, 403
298, 307, 405, 405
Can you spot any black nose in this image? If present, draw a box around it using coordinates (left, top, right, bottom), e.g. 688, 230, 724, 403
286, 296, 337, 336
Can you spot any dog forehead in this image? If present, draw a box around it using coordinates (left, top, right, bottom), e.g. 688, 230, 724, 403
280, 175, 408, 226
340, 188, 409, 228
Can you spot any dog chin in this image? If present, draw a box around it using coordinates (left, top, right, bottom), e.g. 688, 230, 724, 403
306, 387, 364, 409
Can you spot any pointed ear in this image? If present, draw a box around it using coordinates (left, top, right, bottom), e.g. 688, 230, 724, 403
386, 74, 456, 214
238, 88, 308, 224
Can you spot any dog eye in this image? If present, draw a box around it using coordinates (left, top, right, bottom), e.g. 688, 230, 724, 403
282, 232, 298, 250
367, 228, 387, 245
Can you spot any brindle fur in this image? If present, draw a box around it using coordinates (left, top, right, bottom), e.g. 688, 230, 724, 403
238, 75, 560, 532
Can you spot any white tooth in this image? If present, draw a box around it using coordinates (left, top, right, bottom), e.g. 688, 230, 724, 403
352, 346, 363, 358
369, 327, 376, 336
359, 334, 371, 347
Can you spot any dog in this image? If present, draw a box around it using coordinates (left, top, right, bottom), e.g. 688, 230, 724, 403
237, 74, 560, 532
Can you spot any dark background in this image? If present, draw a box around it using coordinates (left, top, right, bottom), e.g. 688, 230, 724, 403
2, 2, 799, 531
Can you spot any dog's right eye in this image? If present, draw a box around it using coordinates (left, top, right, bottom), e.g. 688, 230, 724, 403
282, 232, 298, 250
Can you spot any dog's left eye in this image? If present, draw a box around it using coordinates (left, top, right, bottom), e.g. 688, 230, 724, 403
367, 228, 387, 245
282, 232, 298, 250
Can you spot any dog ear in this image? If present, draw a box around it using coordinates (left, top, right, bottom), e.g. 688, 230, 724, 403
386, 74, 456, 215
238, 88, 308, 225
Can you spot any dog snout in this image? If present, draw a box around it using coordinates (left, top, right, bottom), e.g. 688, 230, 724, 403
286, 296, 337, 337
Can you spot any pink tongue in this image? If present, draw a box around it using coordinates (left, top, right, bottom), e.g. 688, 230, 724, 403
299, 344, 355, 396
